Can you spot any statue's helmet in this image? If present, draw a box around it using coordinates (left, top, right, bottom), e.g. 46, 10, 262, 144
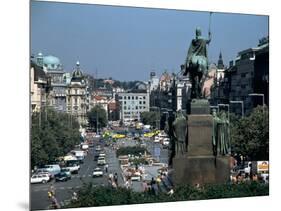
195, 27, 202, 37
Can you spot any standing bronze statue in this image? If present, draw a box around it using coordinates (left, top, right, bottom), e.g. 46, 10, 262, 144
172, 110, 187, 156
212, 110, 231, 156
181, 27, 211, 99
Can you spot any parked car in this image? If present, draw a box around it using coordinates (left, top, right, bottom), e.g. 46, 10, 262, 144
92, 168, 103, 177
34, 169, 52, 179
97, 157, 106, 165
65, 161, 80, 174
95, 145, 102, 152
31, 174, 50, 184
94, 154, 99, 161
55, 172, 71, 182
99, 152, 106, 158
61, 168, 72, 178
44, 164, 61, 177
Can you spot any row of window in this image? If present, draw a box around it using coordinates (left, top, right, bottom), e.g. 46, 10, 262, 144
119, 96, 146, 100
123, 101, 146, 105
123, 106, 146, 110
67, 89, 85, 95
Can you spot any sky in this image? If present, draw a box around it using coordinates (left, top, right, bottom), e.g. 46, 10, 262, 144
31, 1, 269, 81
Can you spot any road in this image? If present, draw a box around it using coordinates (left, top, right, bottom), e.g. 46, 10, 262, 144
30, 142, 123, 210
30, 135, 168, 210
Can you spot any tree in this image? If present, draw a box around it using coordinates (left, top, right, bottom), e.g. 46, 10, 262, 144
87, 105, 108, 131
31, 108, 81, 169
231, 106, 269, 160
140, 111, 160, 128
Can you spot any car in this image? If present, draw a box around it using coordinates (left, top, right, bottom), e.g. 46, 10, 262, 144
95, 145, 102, 152
99, 152, 106, 158
92, 168, 103, 177
31, 174, 50, 184
61, 168, 72, 178
94, 154, 99, 161
55, 172, 70, 182
97, 157, 106, 165
44, 164, 61, 177
34, 169, 52, 178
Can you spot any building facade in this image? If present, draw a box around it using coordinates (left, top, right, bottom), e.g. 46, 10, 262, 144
118, 92, 149, 122
66, 61, 88, 125
36, 53, 67, 112
30, 60, 48, 113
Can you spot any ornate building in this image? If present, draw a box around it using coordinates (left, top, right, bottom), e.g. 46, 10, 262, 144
66, 61, 88, 125
36, 53, 67, 112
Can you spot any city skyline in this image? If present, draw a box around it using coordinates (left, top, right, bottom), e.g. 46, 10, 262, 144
31, 1, 268, 81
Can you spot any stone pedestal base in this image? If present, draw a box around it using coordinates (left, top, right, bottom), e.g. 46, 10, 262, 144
172, 155, 230, 186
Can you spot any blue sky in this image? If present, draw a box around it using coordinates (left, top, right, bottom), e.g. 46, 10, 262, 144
31, 1, 268, 81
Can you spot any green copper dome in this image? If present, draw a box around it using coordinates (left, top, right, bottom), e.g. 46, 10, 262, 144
43, 55, 62, 70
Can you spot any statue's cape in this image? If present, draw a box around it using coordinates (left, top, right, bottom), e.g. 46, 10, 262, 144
186, 38, 208, 64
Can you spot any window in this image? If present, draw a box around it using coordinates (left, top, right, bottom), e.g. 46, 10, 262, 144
132, 96, 134, 100
124, 101, 126, 105
119, 96, 123, 100
136, 96, 138, 100
140, 101, 142, 104
128, 96, 131, 100
241, 73, 246, 78
124, 96, 126, 100
136, 106, 138, 109
124, 106, 127, 110
143, 96, 146, 100
143, 101, 145, 104
75, 89, 78, 94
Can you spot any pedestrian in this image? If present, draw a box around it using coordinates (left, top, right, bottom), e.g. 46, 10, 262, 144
114, 173, 118, 186
142, 180, 148, 192
104, 164, 108, 173
112, 181, 117, 189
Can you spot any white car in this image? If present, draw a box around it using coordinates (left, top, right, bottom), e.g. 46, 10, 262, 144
97, 157, 106, 165
93, 168, 103, 177
31, 174, 50, 184
99, 152, 106, 157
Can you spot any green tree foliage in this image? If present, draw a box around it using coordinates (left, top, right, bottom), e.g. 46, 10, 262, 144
64, 182, 268, 208
31, 109, 81, 168
87, 105, 108, 130
116, 146, 148, 157
140, 111, 160, 128
231, 106, 269, 160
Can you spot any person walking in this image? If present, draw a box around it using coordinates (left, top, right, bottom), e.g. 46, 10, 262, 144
104, 164, 108, 173
113, 173, 118, 186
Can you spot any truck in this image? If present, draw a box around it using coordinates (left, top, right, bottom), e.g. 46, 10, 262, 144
65, 160, 80, 174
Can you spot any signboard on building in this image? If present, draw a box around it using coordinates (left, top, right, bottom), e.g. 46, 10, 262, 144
257, 161, 269, 173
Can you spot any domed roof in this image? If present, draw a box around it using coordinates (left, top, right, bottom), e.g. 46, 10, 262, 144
43, 55, 62, 70
71, 61, 84, 82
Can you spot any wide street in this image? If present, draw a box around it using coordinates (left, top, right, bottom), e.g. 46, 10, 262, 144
30, 134, 169, 210
30, 140, 123, 210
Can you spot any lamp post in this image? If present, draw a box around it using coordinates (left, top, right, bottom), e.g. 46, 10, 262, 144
218, 103, 230, 122
248, 93, 265, 111
230, 100, 244, 117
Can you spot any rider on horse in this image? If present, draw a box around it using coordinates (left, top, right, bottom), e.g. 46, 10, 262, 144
182, 27, 211, 99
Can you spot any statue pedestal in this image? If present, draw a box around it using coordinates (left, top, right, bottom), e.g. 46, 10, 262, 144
172, 100, 230, 186
173, 155, 230, 186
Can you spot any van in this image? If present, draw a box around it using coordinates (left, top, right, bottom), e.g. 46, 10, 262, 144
44, 164, 61, 177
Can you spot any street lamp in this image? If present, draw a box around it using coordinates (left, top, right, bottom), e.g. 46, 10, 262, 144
218, 103, 230, 122
230, 100, 244, 117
